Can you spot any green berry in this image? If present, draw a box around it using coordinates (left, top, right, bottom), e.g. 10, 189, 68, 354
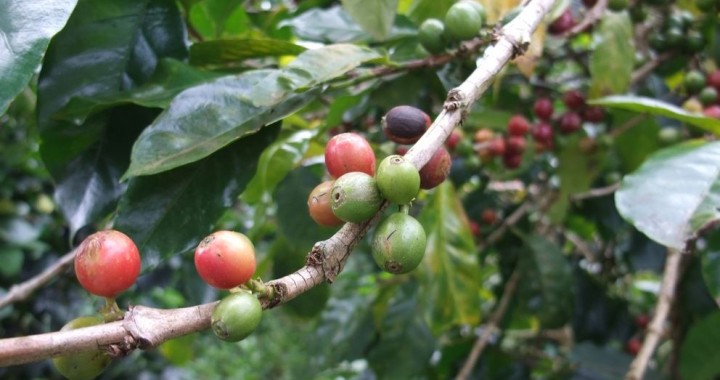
658, 127, 681, 145
52, 316, 111, 380
418, 19, 446, 54
684, 70, 706, 94
376, 155, 421, 205
444, 2, 483, 41
331, 172, 383, 223
372, 213, 427, 274
699, 87, 718, 106
211, 292, 262, 342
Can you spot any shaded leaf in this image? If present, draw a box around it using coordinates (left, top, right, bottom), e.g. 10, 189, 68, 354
188, 0, 248, 39
189, 39, 306, 66
417, 181, 482, 334
341, 0, 398, 40
549, 135, 601, 223
591, 95, 720, 135
680, 311, 720, 380
615, 141, 720, 249
612, 109, 661, 173
113, 124, 280, 269
0, 0, 77, 114
588, 12, 634, 97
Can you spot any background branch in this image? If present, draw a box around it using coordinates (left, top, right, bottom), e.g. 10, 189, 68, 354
0, 250, 76, 309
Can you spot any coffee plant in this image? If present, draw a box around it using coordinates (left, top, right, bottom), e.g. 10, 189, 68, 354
2, 0, 720, 379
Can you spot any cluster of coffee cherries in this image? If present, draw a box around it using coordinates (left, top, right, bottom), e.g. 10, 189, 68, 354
308, 106, 450, 274
683, 69, 720, 119
417, 1, 486, 54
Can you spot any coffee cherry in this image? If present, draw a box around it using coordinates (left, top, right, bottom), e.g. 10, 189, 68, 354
507, 115, 530, 136
506, 136, 526, 154
558, 112, 582, 134
418, 18, 446, 54
503, 152, 522, 169
308, 181, 344, 227
699, 87, 718, 106
376, 155, 421, 204
372, 212, 427, 274
211, 292, 262, 342
481, 209, 498, 225
331, 172, 383, 223
634, 314, 650, 329
684, 31, 705, 54
581, 106, 605, 123
474, 128, 494, 143
195, 231, 256, 290
444, 2, 484, 41
707, 70, 720, 91
325, 133, 376, 178
625, 338, 642, 356
533, 97, 554, 121
531, 122, 553, 144
446, 130, 463, 150
470, 220, 481, 236
682, 97, 704, 114
704, 105, 720, 119
419, 147, 452, 190
562, 90, 586, 110
74, 230, 141, 298
52, 316, 111, 380
548, 9, 575, 35
382, 105, 431, 144
395, 145, 410, 156
487, 137, 506, 156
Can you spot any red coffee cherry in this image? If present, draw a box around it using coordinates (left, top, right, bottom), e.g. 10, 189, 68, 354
382, 105, 431, 144
308, 181, 344, 227
531, 122, 554, 144
502, 152, 522, 169
707, 70, 720, 92
562, 90, 586, 110
419, 147, 451, 190
704, 105, 720, 119
507, 115, 531, 136
194, 231, 256, 289
487, 137, 506, 156
395, 145, 410, 156
582, 106, 605, 122
481, 209, 498, 225
549, 9, 576, 35
325, 133, 376, 178
625, 338, 642, 356
634, 314, 650, 329
74, 230, 141, 298
558, 112, 582, 134
506, 136, 526, 154
445, 130, 463, 150
533, 97, 554, 121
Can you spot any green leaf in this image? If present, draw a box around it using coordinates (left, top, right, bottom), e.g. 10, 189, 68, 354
680, 311, 720, 380
588, 12, 634, 97
612, 109, 661, 173
518, 235, 574, 328
407, 0, 453, 24
281, 6, 371, 43
702, 249, 720, 304
548, 135, 601, 223
341, 0, 398, 40
123, 72, 320, 178
243, 129, 316, 204
189, 39, 307, 66
616, 140, 720, 249
590, 95, 720, 135
113, 124, 280, 268
56, 59, 224, 123
188, 0, 249, 39
416, 181, 483, 334
0, 0, 77, 115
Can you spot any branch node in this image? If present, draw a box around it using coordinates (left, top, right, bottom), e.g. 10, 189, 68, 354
264, 283, 286, 309
307, 243, 324, 267
445, 88, 465, 111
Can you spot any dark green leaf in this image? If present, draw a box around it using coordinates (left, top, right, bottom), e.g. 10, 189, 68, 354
518, 235, 573, 327
702, 249, 720, 302
341, 0, 398, 40
548, 135, 601, 223
190, 39, 306, 66
588, 12, 634, 97
416, 181, 483, 334
590, 95, 720, 135
616, 141, 720, 249
114, 124, 280, 268
188, 0, 248, 39
612, 110, 661, 173
0, 0, 77, 114
680, 311, 720, 380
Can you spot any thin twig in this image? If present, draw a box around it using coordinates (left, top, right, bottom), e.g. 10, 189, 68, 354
631, 52, 673, 85
625, 248, 686, 380
481, 201, 533, 250
570, 182, 620, 203
562, 0, 607, 38
456, 270, 522, 380
0, 250, 76, 309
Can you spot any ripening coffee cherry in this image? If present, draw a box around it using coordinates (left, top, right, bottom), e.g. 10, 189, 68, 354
481, 209, 498, 225
581, 106, 605, 123
372, 212, 427, 274
331, 172, 383, 223
382, 105, 431, 144
562, 90, 586, 110
704, 105, 720, 119
486, 137, 506, 157
506, 136, 526, 154
418, 18, 446, 54
308, 181, 344, 227
325, 133, 376, 178
195, 231, 256, 290
699, 87, 718, 106
558, 112, 582, 134
474, 128, 494, 143
548, 9, 575, 35
419, 147, 452, 190
52, 316, 111, 380
531, 122, 553, 144
533, 97, 554, 121
211, 292, 262, 342
446, 130, 463, 150
444, 2, 484, 41
507, 115, 530, 136
74, 230, 141, 298
376, 155, 421, 204
707, 70, 720, 91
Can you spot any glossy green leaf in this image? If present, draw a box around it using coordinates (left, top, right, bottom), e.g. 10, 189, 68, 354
56, 59, 224, 123
188, 0, 249, 39
680, 311, 720, 380
0, 0, 77, 115
114, 124, 280, 268
616, 141, 720, 249
243, 129, 316, 204
590, 96, 720, 135
549, 135, 601, 223
123, 71, 320, 179
341, 0, 398, 40
417, 181, 482, 334
280, 6, 371, 43
518, 235, 573, 328
190, 39, 306, 66
588, 12, 634, 98
407, 0, 453, 24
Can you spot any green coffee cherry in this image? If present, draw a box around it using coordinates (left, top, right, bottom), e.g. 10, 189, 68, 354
444, 2, 483, 41
52, 316, 111, 380
376, 155, 420, 205
331, 172, 383, 223
211, 292, 262, 342
684, 70, 706, 94
418, 19, 446, 54
372, 212, 427, 274
699, 87, 718, 106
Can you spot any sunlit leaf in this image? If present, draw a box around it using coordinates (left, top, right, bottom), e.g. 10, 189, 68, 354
190, 39, 306, 66
588, 12, 634, 97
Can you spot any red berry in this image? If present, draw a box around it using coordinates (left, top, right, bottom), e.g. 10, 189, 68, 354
419, 147, 451, 190
308, 181, 344, 227
325, 133, 376, 178
506, 136, 526, 154
395, 145, 410, 156
74, 230, 141, 298
704, 105, 720, 119
481, 209, 497, 225
563, 90, 586, 110
470, 220, 481, 236
634, 314, 650, 329
507, 115, 531, 136
195, 231, 256, 289
487, 137, 506, 156
502, 152, 522, 169
707, 70, 720, 91
531, 122, 553, 144
558, 112, 582, 134
446, 130, 463, 150
549, 9, 575, 35
582, 106, 605, 123
625, 338, 642, 356
533, 98, 554, 121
